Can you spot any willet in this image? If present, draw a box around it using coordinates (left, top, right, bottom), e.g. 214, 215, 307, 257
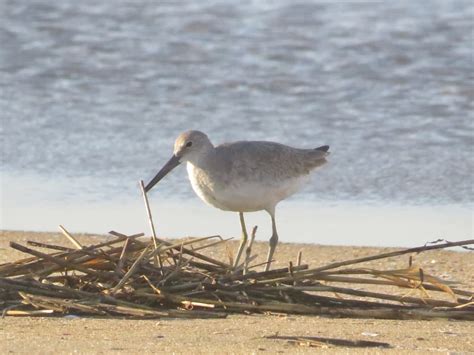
145, 130, 329, 271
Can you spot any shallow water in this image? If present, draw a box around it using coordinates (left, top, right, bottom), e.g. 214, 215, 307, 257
1, 1, 473, 244
2, 175, 471, 247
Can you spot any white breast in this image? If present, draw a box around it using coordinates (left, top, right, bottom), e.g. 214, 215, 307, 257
187, 162, 309, 212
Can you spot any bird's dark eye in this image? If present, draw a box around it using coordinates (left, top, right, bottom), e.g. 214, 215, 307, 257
186, 141, 192, 147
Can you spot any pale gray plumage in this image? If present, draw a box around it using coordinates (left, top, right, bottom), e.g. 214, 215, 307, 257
145, 130, 329, 271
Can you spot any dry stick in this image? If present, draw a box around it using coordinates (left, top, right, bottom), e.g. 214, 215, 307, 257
58, 225, 83, 250
297, 250, 303, 266
310, 274, 473, 298
306, 239, 474, 274
318, 267, 462, 297
138, 180, 160, 249
3, 309, 55, 317
0, 277, 93, 299
115, 238, 131, 274
9, 242, 112, 278
154, 236, 230, 269
139, 180, 158, 250
13, 236, 148, 279
295, 251, 303, 286
262, 266, 465, 295
139, 180, 161, 270
246, 288, 407, 309
27, 231, 145, 269
261, 285, 462, 307
148, 236, 224, 259
111, 245, 151, 294
0, 250, 66, 277
144, 235, 222, 271
220, 264, 309, 283
191, 237, 232, 252
244, 226, 258, 275
247, 260, 273, 271
265, 335, 391, 349
142, 255, 221, 274
313, 268, 459, 288
30, 231, 145, 262
34, 240, 147, 278
18, 292, 171, 317
108, 231, 145, 240
19, 292, 105, 315
224, 266, 471, 304
136, 291, 474, 320
26, 241, 75, 252
2, 277, 170, 314
6, 280, 122, 317
0, 266, 41, 279
240, 255, 259, 272
155, 259, 189, 287
27, 240, 118, 263
45, 279, 214, 319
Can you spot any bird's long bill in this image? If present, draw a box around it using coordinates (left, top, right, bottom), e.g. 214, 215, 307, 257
144, 155, 180, 192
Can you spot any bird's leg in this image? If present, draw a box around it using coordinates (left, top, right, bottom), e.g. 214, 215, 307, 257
233, 212, 248, 268
264, 212, 278, 271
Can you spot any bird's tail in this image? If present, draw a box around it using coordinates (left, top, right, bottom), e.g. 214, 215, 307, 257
309, 145, 330, 169
315, 145, 330, 153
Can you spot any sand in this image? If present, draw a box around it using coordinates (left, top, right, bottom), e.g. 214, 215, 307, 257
1, 230, 473, 354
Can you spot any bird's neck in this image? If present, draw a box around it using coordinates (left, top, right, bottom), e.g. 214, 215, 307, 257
186, 146, 215, 170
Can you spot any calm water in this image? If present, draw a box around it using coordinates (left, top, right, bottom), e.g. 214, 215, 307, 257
1, 1, 473, 243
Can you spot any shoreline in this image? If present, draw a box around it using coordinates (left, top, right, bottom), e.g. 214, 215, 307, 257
2, 200, 472, 248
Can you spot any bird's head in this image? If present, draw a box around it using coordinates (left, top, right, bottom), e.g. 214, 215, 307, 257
145, 130, 213, 193
173, 130, 213, 163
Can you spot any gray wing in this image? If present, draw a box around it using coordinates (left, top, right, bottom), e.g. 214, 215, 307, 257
213, 141, 329, 184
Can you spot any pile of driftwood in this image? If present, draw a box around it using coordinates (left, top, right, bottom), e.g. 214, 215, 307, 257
1, 228, 473, 320
1, 182, 473, 320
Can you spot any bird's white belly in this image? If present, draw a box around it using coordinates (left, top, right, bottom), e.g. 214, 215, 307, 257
187, 163, 309, 212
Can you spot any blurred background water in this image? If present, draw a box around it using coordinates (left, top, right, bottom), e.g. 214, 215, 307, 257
1, 0, 472, 245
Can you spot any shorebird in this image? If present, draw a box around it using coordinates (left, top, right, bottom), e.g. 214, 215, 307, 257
145, 130, 329, 271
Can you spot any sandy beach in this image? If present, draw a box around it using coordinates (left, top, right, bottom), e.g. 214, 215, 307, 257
1, 230, 473, 354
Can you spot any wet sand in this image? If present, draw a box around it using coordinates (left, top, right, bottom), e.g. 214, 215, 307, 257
1, 230, 473, 353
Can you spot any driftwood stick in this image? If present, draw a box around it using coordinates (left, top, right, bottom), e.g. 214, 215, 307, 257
108, 231, 145, 240
297, 250, 303, 266
33, 245, 141, 278
9, 242, 112, 278
265, 334, 391, 349
259, 285, 462, 307
138, 291, 474, 320
244, 226, 258, 275
139, 180, 161, 269
310, 274, 473, 298
308, 239, 474, 273
58, 225, 83, 250
26, 241, 74, 252
26, 240, 116, 263
190, 236, 228, 251
111, 245, 151, 293
256, 266, 466, 296
154, 236, 230, 269
2, 277, 166, 311
148, 236, 223, 259
115, 238, 131, 274
220, 264, 309, 283
3, 309, 55, 317
0, 277, 95, 299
